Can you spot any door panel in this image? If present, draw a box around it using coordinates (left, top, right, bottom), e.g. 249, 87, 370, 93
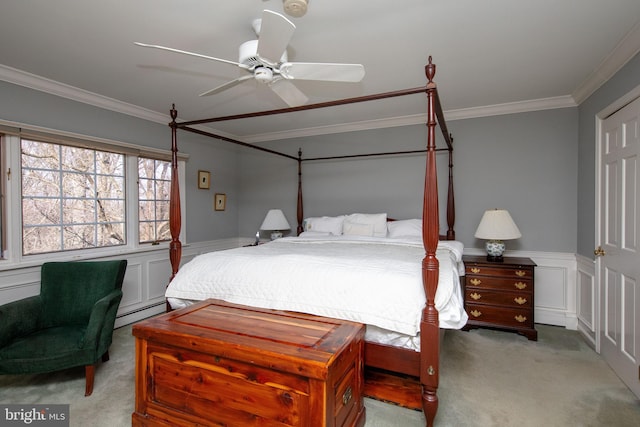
599, 96, 640, 399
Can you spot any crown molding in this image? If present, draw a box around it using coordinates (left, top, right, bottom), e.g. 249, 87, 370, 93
572, 20, 640, 104
244, 96, 577, 142
0, 64, 169, 124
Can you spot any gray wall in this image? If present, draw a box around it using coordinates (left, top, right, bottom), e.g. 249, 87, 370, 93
0, 81, 241, 242
239, 107, 579, 253
6, 47, 640, 256
577, 52, 640, 258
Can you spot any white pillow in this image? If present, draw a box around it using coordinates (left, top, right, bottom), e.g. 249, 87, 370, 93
387, 219, 422, 238
343, 213, 387, 238
303, 216, 345, 235
342, 222, 374, 237
297, 231, 332, 238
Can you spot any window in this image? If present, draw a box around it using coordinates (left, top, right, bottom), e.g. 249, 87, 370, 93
138, 157, 172, 244
21, 139, 126, 255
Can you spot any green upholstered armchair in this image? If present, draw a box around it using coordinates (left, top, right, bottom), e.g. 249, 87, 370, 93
0, 260, 127, 396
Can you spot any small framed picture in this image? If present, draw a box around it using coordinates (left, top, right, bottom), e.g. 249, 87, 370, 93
198, 170, 210, 189
214, 193, 226, 211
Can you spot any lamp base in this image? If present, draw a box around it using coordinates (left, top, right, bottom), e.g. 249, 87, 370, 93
270, 231, 283, 240
485, 239, 506, 262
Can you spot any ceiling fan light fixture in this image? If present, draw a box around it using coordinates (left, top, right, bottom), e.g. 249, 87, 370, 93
283, 0, 308, 18
254, 67, 274, 83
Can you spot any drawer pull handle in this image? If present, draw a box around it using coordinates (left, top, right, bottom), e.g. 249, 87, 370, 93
514, 282, 527, 290
470, 278, 482, 286
470, 309, 482, 318
514, 297, 527, 305
470, 267, 481, 274
343, 386, 353, 406
515, 270, 527, 277
515, 315, 527, 323
470, 292, 482, 301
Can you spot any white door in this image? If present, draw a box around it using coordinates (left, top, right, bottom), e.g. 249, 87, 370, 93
598, 95, 640, 399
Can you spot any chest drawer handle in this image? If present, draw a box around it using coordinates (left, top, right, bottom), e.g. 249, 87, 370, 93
343, 386, 353, 406
514, 282, 527, 290
470, 267, 481, 274
514, 297, 527, 305
515, 270, 527, 277
469, 278, 482, 286
470, 292, 482, 300
470, 309, 482, 318
515, 315, 527, 323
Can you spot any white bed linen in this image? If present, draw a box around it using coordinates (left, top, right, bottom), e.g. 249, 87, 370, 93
165, 235, 467, 337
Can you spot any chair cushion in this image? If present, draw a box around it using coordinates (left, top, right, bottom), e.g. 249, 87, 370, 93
0, 326, 92, 374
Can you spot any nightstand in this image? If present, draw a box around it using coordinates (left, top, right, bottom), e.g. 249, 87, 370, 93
462, 255, 537, 341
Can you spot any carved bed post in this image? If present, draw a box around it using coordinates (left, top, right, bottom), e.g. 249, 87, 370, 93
297, 148, 304, 235
167, 104, 182, 312
446, 136, 455, 240
421, 57, 440, 427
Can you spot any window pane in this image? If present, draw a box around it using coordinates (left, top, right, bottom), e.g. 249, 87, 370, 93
22, 169, 60, 197
21, 140, 59, 169
138, 157, 171, 243
98, 222, 125, 246
23, 226, 62, 255
96, 151, 124, 175
62, 172, 96, 198
21, 139, 126, 255
22, 198, 61, 225
63, 224, 96, 249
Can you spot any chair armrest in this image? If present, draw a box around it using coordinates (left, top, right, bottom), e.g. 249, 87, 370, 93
0, 296, 43, 348
80, 289, 123, 349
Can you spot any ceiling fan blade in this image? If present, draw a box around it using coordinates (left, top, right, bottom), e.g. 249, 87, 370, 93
256, 10, 295, 65
135, 42, 247, 69
199, 75, 254, 97
269, 79, 309, 107
279, 62, 365, 82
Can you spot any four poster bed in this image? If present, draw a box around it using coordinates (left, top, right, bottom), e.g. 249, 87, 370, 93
163, 58, 461, 427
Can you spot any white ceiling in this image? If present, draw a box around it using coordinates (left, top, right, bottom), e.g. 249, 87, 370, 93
1, 0, 640, 142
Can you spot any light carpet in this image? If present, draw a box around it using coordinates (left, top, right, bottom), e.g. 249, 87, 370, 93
1, 324, 639, 426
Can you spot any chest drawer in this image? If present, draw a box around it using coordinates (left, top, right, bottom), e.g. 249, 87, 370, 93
466, 265, 533, 280
465, 275, 532, 292
465, 287, 532, 308
465, 303, 534, 329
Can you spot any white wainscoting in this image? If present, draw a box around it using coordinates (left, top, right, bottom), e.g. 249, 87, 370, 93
576, 254, 597, 349
463, 248, 578, 329
0, 239, 245, 328
1, 242, 581, 331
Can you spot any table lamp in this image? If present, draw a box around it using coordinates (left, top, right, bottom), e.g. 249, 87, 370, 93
260, 209, 291, 240
474, 209, 521, 261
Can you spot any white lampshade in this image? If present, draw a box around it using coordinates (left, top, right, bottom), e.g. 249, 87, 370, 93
260, 209, 290, 239
474, 209, 521, 240
474, 209, 521, 261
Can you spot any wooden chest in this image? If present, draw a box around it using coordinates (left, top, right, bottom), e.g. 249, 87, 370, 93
462, 255, 537, 341
131, 299, 366, 427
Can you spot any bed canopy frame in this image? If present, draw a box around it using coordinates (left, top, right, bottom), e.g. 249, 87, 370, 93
166, 57, 454, 427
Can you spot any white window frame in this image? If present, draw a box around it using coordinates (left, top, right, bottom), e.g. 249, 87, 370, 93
0, 130, 186, 270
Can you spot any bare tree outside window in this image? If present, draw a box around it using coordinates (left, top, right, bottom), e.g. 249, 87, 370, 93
138, 157, 171, 244
21, 139, 126, 255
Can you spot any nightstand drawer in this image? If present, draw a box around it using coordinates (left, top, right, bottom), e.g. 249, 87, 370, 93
465, 276, 532, 292
465, 303, 534, 328
466, 265, 533, 280
465, 288, 532, 308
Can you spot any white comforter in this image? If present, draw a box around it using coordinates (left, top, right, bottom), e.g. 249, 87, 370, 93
165, 235, 468, 336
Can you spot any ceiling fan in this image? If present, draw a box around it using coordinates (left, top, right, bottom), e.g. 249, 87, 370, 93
135, 9, 365, 107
